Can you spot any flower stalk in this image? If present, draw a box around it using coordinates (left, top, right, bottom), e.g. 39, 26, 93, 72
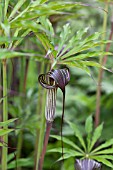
95, 1, 108, 127
2, 59, 8, 170
38, 68, 70, 170
95, 2, 113, 127
38, 87, 57, 170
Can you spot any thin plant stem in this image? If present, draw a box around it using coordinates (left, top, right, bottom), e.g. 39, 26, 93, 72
95, 1, 108, 127
102, 11, 113, 66
34, 62, 44, 169
2, 59, 8, 170
17, 57, 25, 170
23, 59, 29, 93
34, 90, 46, 170
38, 122, 52, 170
34, 63, 47, 170
0, 63, 2, 163
61, 90, 65, 160
1, 0, 5, 22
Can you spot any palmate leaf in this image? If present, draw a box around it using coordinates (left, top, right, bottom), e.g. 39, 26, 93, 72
92, 139, 113, 153
91, 156, 113, 168
4, 0, 10, 17
0, 142, 4, 147
8, 153, 17, 162
9, 0, 27, 20
89, 123, 103, 151
35, 33, 54, 51
62, 51, 112, 61
56, 152, 83, 162
14, 9, 61, 22
49, 118, 113, 169
0, 118, 18, 127
0, 49, 46, 61
57, 153, 76, 162
61, 60, 112, 76
61, 61, 91, 75
7, 158, 34, 169
57, 23, 71, 56
35, 32, 57, 60
59, 28, 99, 59
0, 36, 21, 45
11, 20, 45, 32
68, 122, 86, 151
81, 61, 113, 73
93, 148, 113, 155
91, 155, 113, 161
75, 27, 89, 41
58, 25, 111, 60
0, 49, 30, 59
83, 32, 101, 42
48, 148, 83, 163
39, 17, 55, 43
0, 129, 14, 137
11, 29, 31, 49
50, 135, 83, 153
60, 40, 111, 59
29, 0, 48, 7
57, 27, 90, 58
85, 116, 93, 135
10, 2, 77, 23
85, 116, 93, 151
1, 19, 10, 37
47, 147, 82, 156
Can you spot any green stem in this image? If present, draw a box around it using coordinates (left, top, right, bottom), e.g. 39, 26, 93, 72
0, 63, 1, 164
95, 1, 108, 127
17, 131, 23, 166
2, 59, 8, 170
17, 57, 25, 170
2, 0, 5, 22
34, 90, 46, 170
38, 122, 52, 170
34, 63, 49, 170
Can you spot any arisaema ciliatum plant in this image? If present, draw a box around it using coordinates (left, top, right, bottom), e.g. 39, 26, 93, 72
36, 16, 113, 170
49, 116, 113, 169
0, 1, 87, 170
38, 68, 70, 170
0, 1, 112, 170
36, 17, 112, 75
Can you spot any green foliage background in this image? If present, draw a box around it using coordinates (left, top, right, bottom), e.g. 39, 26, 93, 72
0, 0, 113, 169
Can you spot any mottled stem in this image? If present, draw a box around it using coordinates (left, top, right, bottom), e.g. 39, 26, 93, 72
95, 1, 108, 127
38, 87, 57, 170
95, 7, 113, 127
38, 122, 52, 170
2, 59, 8, 170
61, 90, 65, 159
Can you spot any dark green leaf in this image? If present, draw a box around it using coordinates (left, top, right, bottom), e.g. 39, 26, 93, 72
68, 122, 86, 151
92, 139, 113, 153
91, 156, 113, 168
0, 129, 14, 137
50, 135, 83, 153
90, 123, 103, 151
0, 118, 18, 127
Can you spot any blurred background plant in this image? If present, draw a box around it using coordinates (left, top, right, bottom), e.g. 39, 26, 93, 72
0, 0, 113, 170
49, 116, 113, 169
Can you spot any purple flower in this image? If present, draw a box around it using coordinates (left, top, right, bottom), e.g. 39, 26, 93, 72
75, 159, 101, 170
38, 68, 70, 122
